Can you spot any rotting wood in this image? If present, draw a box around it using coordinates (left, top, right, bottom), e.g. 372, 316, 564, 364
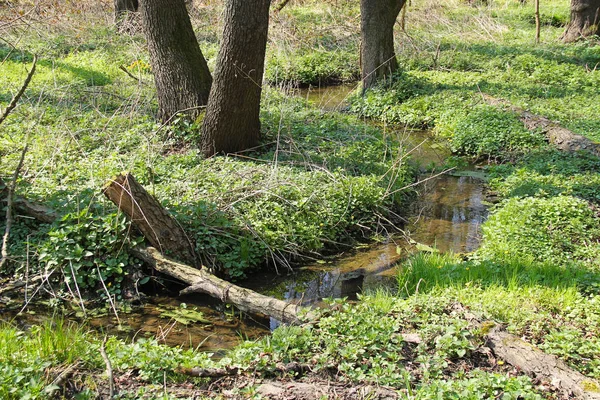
103, 173, 199, 268
453, 303, 600, 400
0, 177, 59, 224
483, 94, 600, 157
132, 246, 314, 324
486, 325, 600, 399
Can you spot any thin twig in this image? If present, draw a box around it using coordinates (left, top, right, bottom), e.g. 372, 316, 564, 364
1, 142, 28, 270
118, 65, 148, 85
0, 54, 37, 126
100, 336, 115, 398
386, 167, 455, 197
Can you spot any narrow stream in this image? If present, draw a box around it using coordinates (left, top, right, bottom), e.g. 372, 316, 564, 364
2, 85, 489, 352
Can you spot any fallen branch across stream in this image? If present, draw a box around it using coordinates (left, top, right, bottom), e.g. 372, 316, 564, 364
132, 246, 313, 324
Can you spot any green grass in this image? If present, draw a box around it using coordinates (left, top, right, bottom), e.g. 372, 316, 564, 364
2, 0, 600, 397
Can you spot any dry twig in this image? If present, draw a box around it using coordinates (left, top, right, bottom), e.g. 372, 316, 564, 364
0, 143, 28, 270
0, 54, 37, 126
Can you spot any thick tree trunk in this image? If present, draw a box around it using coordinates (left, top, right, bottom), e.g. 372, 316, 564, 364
360, 0, 405, 90
102, 173, 199, 268
140, 0, 212, 122
562, 0, 600, 42
200, 0, 271, 157
133, 247, 313, 324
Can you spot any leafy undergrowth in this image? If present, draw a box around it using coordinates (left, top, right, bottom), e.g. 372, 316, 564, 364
0, 0, 412, 292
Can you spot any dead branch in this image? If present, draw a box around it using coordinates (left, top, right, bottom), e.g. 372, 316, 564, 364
132, 246, 315, 324
454, 303, 600, 400
100, 336, 115, 398
0, 176, 58, 224
483, 94, 600, 157
1, 143, 28, 270
0, 54, 37, 126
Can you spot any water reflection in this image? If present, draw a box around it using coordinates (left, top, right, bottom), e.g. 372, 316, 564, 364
246, 172, 488, 315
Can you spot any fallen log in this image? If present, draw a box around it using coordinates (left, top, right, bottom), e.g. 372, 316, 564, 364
132, 246, 313, 324
102, 173, 198, 267
454, 303, 600, 399
0, 177, 58, 224
483, 94, 600, 157
485, 323, 600, 400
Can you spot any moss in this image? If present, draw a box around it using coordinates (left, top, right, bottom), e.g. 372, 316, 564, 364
582, 380, 600, 393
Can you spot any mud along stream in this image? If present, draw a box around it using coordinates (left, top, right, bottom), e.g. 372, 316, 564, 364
1, 85, 489, 352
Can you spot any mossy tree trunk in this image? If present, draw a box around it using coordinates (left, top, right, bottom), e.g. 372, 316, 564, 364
562, 0, 600, 42
140, 0, 212, 122
360, 0, 405, 90
200, 0, 271, 157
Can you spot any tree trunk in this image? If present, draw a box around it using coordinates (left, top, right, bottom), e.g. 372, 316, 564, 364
453, 303, 600, 400
562, 0, 600, 42
114, 0, 138, 21
360, 0, 405, 90
200, 0, 271, 157
102, 173, 199, 268
140, 0, 212, 122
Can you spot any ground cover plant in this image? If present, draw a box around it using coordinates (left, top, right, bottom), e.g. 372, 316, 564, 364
1, 0, 600, 398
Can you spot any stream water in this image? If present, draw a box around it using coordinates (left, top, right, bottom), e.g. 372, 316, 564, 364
1, 85, 489, 352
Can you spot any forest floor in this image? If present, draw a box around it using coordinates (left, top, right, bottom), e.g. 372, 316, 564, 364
1, 0, 600, 398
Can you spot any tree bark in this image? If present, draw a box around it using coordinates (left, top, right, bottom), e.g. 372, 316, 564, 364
562, 0, 600, 42
0, 177, 57, 224
200, 0, 271, 157
360, 0, 405, 90
486, 324, 600, 399
140, 0, 212, 122
453, 303, 600, 400
102, 173, 199, 268
133, 246, 313, 324
114, 0, 138, 21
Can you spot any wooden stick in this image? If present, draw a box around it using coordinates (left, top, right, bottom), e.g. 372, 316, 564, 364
100, 336, 115, 398
0, 143, 28, 270
534, 0, 540, 44
0, 54, 37, 126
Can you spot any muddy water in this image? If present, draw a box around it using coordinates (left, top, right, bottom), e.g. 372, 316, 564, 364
2, 85, 489, 351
